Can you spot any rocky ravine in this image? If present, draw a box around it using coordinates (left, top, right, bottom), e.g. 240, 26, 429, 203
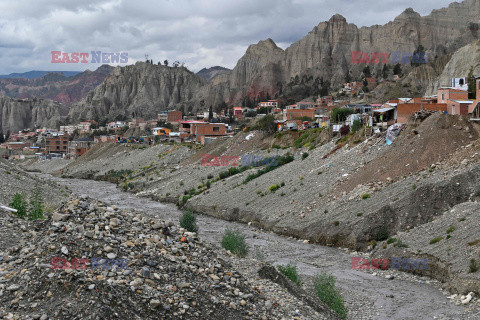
22, 113, 480, 297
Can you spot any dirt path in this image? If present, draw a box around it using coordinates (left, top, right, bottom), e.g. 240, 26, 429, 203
38, 174, 477, 319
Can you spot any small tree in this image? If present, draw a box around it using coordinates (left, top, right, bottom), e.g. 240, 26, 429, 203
362, 66, 371, 78
468, 66, 477, 100
28, 187, 44, 220
9, 193, 28, 219
164, 60, 169, 66
256, 115, 276, 133
393, 63, 402, 76
180, 210, 198, 232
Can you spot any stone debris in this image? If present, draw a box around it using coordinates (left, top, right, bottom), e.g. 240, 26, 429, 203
1, 197, 335, 319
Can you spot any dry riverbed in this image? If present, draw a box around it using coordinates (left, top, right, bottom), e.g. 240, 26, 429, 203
32, 173, 480, 320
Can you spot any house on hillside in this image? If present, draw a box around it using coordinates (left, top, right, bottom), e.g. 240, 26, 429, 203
68, 138, 94, 158
283, 108, 315, 121
469, 77, 480, 120
152, 127, 171, 136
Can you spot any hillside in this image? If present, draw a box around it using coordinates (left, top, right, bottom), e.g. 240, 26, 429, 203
23, 112, 480, 295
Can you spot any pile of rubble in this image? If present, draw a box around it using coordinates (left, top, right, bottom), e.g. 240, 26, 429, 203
0, 197, 297, 319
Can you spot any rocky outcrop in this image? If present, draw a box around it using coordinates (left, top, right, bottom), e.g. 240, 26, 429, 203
425, 39, 480, 96
198, 0, 480, 105
0, 96, 68, 133
0, 65, 113, 105
196, 66, 231, 82
68, 62, 205, 121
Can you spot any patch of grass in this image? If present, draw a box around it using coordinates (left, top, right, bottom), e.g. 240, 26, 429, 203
446, 226, 456, 234
180, 210, 198, 232
182, 195, 192, 204
269, 184, 280, 193
470, 259, 479, 273
387, 238, 397, 244
468, 239, 480, 246
313, 272, 348, 319
361, 193, 370, 200
394, 239, 409, 248
221, 229, 248, 257
277, 263, 301, 286
429, 236, 443, 245
179, 181, 184, 186
412, 185, 417, 190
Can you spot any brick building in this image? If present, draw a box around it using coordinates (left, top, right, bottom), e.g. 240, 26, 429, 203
283, 109, 315, 121
45, 134, 69, 154
167, 110, 183, 122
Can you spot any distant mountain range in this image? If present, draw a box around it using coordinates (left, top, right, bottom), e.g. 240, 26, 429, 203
0, 65, 113, 106
0, 70, 81, 79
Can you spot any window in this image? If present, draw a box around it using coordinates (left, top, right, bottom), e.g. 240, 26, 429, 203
213, 127, 220, 132
459, 79, 464, 85
441, 94, 444, 100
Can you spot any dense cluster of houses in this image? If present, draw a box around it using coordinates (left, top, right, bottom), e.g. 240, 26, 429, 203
2, 76, 478, 160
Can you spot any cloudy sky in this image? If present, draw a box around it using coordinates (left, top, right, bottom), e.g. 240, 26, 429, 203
0, 0, 454, 75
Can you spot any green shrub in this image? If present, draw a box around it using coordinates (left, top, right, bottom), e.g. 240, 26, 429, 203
412, 185, 417, 190
269, 184, 280, 193
180, 210, 198, 232
277, 263, 301, 285
28, 188, 44, 220
179, 181, 184, 186
272, 144, 281, 149
470, 259, 479, 273
356, 213, 363, 217
221, 229, 248, 257
302, 152, 309, 160
333, 221, 339, 226
9, 193, 28, 219
318, 171, 323, 175
182, 195, 192, 204
207, 174, 213, 179
394, 239, 409, 248
387, 238, 397, 244
459, 218, 466, 222
429, 236, 443, 245
313, 272, 348, 319
446, 226, 456, 234
375, 226, 389, 241
280, 181, 285, 187
361, 193, 370, 200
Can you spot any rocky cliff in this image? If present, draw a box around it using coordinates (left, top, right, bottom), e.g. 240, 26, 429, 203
0, 96, 68, 133
425, 39, 480, 96
198, 0, 480, 105
68, 62, 205, 122
196, 66, 231, 82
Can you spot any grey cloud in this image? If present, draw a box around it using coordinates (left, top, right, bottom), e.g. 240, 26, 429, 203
0, 0, 455, 74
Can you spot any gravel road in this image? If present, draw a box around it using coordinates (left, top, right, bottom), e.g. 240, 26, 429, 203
36, 174, 479, 320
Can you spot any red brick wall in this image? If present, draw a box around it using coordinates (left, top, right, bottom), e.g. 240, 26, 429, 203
167, 111, 182, 122
397, 103, 447, 123
285, 109, 315, 121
